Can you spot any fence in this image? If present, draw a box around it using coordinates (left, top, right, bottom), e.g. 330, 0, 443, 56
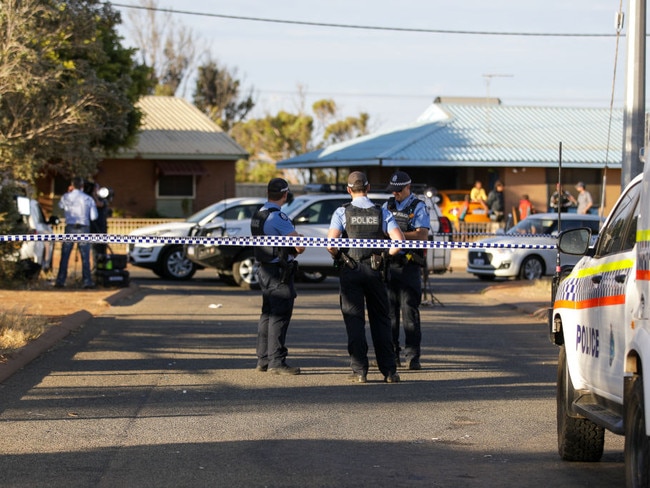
49, 218, 502, 255
52, 218, 183, 254
453, 221, 503, 243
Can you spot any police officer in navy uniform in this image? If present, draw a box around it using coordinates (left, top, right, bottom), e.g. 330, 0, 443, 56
251, 178, 305, 375
384, 171, 430, 370
327, 171, 405, 383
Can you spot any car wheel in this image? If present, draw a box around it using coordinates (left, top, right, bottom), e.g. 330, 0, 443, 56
159, 245, 196, 281
232, 255, 260, 290
298, 270, 327, 283
625, 374, 650, 487
556, 346, 605, 461
519, 256, 544, 280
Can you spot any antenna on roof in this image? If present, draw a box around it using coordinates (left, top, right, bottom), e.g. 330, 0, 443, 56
482, 74, 513, 132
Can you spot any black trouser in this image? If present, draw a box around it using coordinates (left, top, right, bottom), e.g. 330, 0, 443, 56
256, 263, 297, 369
387, 261, 422, 364
339, 262, 396, 377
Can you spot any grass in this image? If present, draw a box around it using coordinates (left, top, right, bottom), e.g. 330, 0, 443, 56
0, 307, 49, 359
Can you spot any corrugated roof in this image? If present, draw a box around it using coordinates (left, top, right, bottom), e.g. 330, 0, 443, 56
277, 102, 624, 169
117, 96, 248, 161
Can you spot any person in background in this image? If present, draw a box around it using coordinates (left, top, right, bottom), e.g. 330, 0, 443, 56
486, 180, 505, 223
549, 183, 575, 213
55, 176, 98, 288
470, 180, 488, 210
91, 182, 110, 267
383, 171, 430, 370
575, 182, 593, 215
251, 178, 305, 375
518, 194, 534, 220
327, 171, 405, 384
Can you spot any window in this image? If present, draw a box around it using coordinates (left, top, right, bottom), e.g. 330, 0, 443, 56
157, 175, 194, 198
594, 181, 641, 257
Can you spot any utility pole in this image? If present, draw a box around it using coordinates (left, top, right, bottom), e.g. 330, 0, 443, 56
622, 0, 646, 188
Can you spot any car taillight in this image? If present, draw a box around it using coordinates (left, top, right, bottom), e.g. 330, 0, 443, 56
438, 217, 453, 234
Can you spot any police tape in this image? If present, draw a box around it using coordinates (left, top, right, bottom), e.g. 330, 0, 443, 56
0, 233, 558, 250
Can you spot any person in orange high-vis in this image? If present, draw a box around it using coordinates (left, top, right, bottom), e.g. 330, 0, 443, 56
518, 194, 534, 220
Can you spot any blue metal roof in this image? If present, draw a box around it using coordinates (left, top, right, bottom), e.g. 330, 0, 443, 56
277, 101, 624, 169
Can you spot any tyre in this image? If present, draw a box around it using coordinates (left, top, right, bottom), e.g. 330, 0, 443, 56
556, 346, 605, 461
625, 375, 650, 487
159, 245, 196, 280
298, 270, 327, 283
519, 255, 544, 280
232, 254, 259, 290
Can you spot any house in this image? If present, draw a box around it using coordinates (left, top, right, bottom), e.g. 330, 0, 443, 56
36, 96, 248, 218
277, 97, 626, 217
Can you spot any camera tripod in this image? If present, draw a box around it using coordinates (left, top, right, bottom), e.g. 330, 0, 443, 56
421, 267, 444, 307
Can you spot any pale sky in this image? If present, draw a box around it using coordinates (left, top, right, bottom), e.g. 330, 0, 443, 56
112, 0, 631, 132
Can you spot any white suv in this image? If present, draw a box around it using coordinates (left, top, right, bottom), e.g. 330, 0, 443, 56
550, 172, 650, 484
127, 197, 265, 280
185, 189, 452, 288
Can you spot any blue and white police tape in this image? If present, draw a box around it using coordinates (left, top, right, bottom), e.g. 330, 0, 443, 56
0, 233, 558, 250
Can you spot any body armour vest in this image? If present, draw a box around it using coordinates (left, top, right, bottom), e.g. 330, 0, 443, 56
343, 204, 386, 261
251, 207, 280, 263
387, 197, 425, 257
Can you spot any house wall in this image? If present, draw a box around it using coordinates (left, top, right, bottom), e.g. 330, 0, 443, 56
35, 158, 237, 219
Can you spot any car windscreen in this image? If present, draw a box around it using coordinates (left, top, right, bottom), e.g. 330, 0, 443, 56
187, 202, 225, 223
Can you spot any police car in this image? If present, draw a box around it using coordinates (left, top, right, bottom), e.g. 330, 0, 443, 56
549, 171, 650, 485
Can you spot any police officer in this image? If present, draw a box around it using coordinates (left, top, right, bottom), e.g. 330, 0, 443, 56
384, 171, 430, 370
251, 178, 305, 375
327, 171, 405, 383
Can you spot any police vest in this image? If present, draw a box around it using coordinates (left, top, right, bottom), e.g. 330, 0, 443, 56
343, 204, 386, 261
387, 196, 425, 258
251, 207, 281, 263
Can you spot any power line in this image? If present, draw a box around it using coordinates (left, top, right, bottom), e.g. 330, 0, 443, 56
109, 3, 620, 38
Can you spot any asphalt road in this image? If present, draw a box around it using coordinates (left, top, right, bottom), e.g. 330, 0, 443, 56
0, 267, 625, 488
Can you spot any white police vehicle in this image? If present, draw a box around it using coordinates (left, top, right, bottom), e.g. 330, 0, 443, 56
549, 169, 650, 485
185, 185, 452, 288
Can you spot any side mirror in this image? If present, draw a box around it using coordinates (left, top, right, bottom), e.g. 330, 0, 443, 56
558, 228, 592, 255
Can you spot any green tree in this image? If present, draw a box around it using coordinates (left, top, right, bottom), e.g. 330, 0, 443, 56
193, 57, 255, 132
230, 98, 369, 183
0, 0, 152, 182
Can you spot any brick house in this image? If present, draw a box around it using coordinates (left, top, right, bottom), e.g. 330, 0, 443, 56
36, 96, 248, 218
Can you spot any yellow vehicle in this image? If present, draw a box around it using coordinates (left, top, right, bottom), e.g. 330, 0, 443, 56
437, 190, 490, 224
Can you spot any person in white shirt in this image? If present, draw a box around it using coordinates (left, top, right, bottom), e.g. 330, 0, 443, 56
575, 182, 594, 215
55, 177, 98, 288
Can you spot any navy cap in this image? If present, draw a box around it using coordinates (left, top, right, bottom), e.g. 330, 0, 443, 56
268, 178, 290, 193
386, 171, 412, 192
347, 171, 369, 191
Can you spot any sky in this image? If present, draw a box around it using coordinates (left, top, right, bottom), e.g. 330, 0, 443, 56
111, 0, 632, 132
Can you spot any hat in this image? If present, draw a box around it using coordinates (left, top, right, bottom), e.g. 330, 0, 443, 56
347, 171, 369, 190
267, 177, 289, 193
575, 181, 585, 189
386, 171, 412, 192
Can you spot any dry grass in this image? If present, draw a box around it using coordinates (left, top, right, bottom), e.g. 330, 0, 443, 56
0, 307, 49, 358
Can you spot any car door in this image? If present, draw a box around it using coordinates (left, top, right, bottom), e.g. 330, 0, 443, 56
292, 198, 350, 267
577, 181, 641, 398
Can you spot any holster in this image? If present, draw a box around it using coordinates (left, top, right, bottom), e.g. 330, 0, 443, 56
279, 260, 298, 284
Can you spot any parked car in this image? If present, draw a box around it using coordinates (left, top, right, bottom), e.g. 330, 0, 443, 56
466, 212, 603, 281
438, 189, 490, 224
15, 195, 59, 274
127, 197, 265, 280
185, 188, 453, 288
